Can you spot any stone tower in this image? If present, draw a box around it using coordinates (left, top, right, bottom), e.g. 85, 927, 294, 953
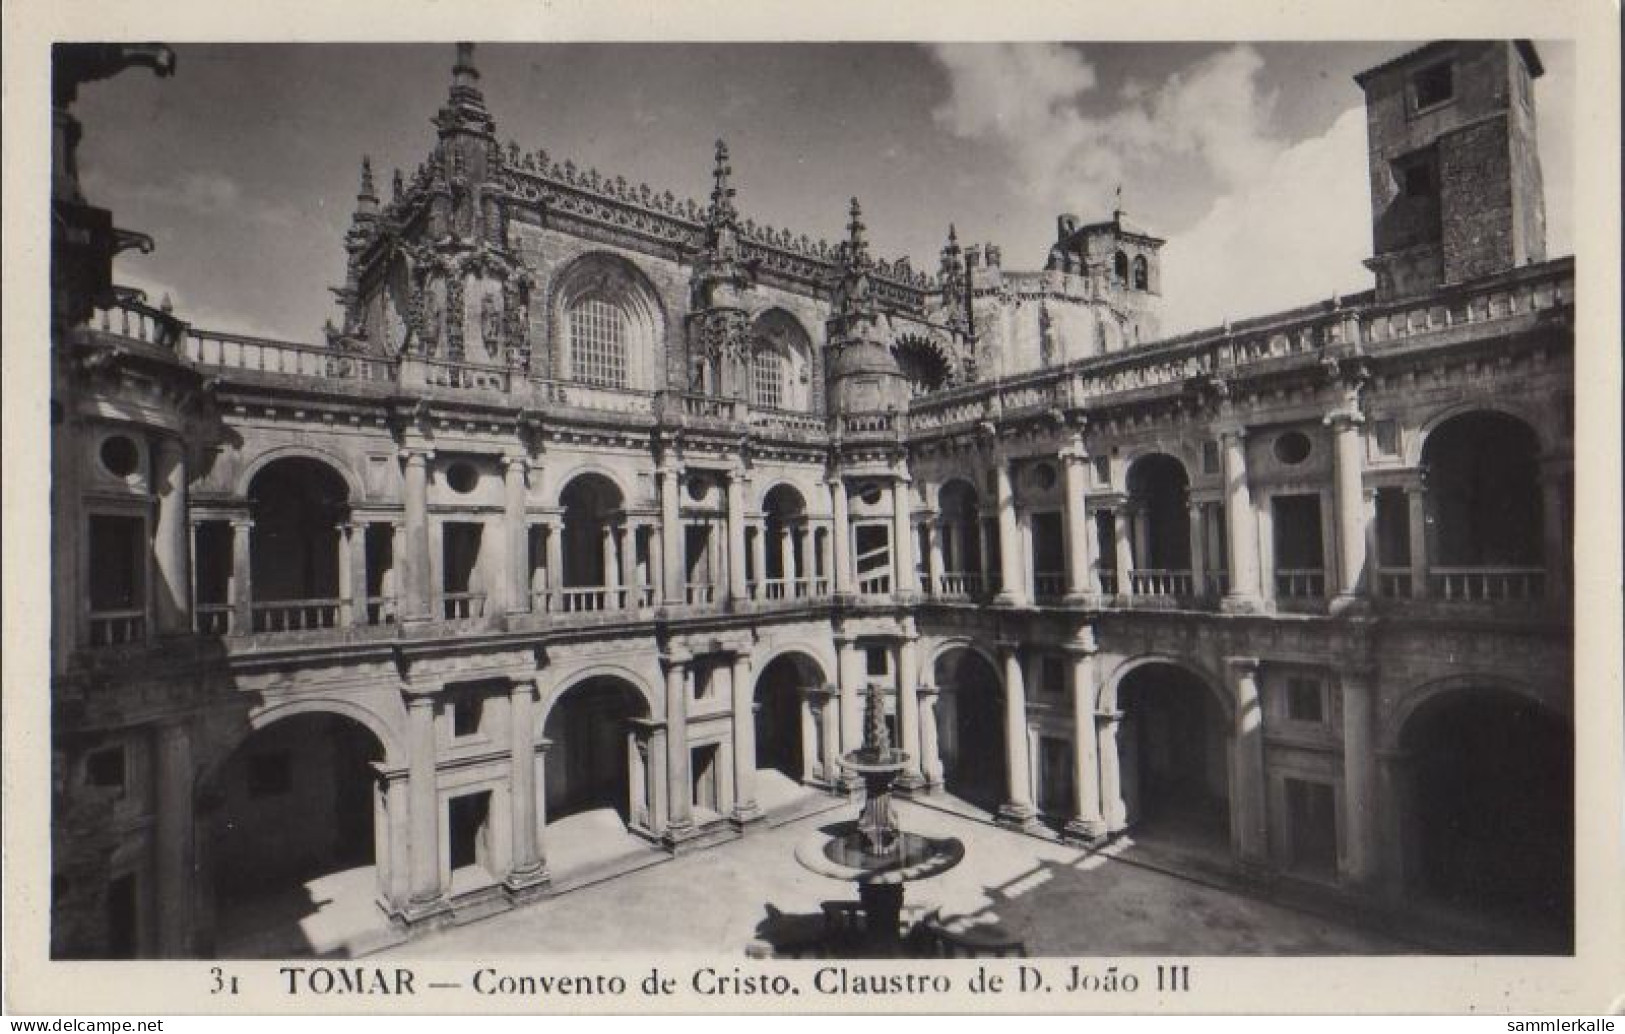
825, 198, 907, 413
1045, 201, 1164, 348
1356, 40, 1546, 300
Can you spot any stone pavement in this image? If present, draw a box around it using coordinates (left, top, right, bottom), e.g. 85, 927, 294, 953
384, 799, 1413, 958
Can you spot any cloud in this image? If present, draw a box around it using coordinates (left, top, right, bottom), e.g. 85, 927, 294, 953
84, 168, 304, 230
1159, 105, 1373, 333
927, 43, 1280, 210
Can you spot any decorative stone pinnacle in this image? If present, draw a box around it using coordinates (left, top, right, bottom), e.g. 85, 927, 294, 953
454, 41, 479, 83
844, 196, 870, 268
708, 138, 737, 227
359, 156, 376, 200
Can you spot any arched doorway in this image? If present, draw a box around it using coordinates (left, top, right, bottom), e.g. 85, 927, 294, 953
202, 711, 385, 957
558, 473, 627, 611
247, 457, 352, 631
1422, 412, 1543, 583
1400, 688, 1572, 931
934, 646, 1004, 812
1117, 662, 1230, 848
1125, 454, 1191, 597
754, 652, 823, 789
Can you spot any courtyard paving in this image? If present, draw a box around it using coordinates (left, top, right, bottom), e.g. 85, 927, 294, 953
384, 798, 1414, 957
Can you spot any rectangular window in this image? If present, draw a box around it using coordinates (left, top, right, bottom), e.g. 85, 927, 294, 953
1285, 677, 1325, 724
751, 349, 783, 409
1093, 457, 1111, 486
1285, 778, 1339, 877
452, 694, 484, 738
448, 791, 492, 872
568, 296, 629, 388
1202, 440, 1221, 475
1372, 419, 1400, 458
246, 752, 292, 798
1412, 61, 1454, 110
88, 514, 143, 612
1375, 488, 1410, 566
865, 647, 890, 677
691, 745, 720, 812
1040, 655, 1067, 698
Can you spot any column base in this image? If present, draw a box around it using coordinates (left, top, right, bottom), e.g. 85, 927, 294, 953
1061, 592, 1107, 609
1219, 594, 1267, 615
892, 772, 926, 797
996, 802, 1042, 831
1063, 816, 1109, 845
1327, 592, 1369, 616
991, 592, 1025, 608
729, 801, 764, 829
395, 894, 452, 926
502, 864, 551, 900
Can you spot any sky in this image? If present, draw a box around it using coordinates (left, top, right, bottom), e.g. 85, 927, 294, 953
72, 41, 1575, 343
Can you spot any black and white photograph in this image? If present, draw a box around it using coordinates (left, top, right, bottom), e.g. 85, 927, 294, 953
7, 0, 1622, 1018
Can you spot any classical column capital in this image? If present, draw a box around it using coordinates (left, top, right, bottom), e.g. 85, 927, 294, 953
399, 446, 434, 466
1226, 655, 1262, 679
1323, 408, 1365, 430
661, 649, 692, 670
503, 452, 530, 472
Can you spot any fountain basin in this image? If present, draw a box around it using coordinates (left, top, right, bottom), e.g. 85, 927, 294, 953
794, 821, 965, 885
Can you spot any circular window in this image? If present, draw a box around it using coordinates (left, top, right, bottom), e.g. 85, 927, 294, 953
1031, 463, 1057, 491
1273, 431, 1312, 465
99, 435, 140, 478
687, 475, 710, 502
445, 462, 479, 494
858, 482, 883, 506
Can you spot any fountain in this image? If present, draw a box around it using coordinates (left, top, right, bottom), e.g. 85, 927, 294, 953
793, 681, 965, 954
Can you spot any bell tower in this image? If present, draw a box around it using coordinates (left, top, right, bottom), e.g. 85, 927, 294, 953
1356, 40, 1546, 300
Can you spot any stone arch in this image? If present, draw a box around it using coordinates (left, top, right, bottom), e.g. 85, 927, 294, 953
1409, 401, 1549, 467
550, 463, 633, 510
891, 332, 957, 396
1383, 672, 1561, 753
757, 479, 811, 517
195, 696, 405, 802
536, 663, 661, 734
752, 641, 834, 686
1098, 653, 1231, 718
924, 636, 1001, 683
936, 476, 981, 511
547, 251, 667, 390
234, 444, 366, 503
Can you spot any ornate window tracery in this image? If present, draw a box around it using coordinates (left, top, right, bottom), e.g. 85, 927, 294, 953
567, 294, 629, 388
751, 346, 785, 409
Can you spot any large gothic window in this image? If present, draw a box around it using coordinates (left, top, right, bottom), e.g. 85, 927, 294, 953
751, 347, 785, 409
567, 295, 629, 388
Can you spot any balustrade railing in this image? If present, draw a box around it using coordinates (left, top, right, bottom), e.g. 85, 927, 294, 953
857, 572, 892, 596
1096, 569, 1118, 597
1130, 569, 1194, 598
535, 379, 655, 414
1375, 568, 1414, 600
193, 604, 232, 636
685, 583, 717, 606
749, 406, 825, 435
421, 358, 509, 392
1274, 569, 1326, 600
439, 592, 488, 621
92, 298, 186, 348
557, 587, 612, 613
935, 572, 983, 597
363, 596, 397, 625
88, 609, 146, 647
1428, 566, 1545, 602
1033, 572, 1067, 599
186, 330, 393, 380
1202, 571, 1230, 598
252, 598, 342, 633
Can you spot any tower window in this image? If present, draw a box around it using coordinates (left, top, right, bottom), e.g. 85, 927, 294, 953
1412, 61, 1454, 110
1131, 255, 1149, 291
567, 294, 628, 388
1403, 162, 1435, 199
1112, 251, 1130, 284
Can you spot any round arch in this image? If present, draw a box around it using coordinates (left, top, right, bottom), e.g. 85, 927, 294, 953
748, 307, 815, 411
196, 697, 404, 802
753, 641, 835, 685
1409, 402, 1549, 467
235, 445, 365, 503
923, 637, 1002, 682
1384, 672, 1561, 753
936, 476, 981, 511
549, 463, 634, 510
548, 251, 667, 390
536, 664, 660, 735
758, 480, 811, 516
1098, 653, 1230, 718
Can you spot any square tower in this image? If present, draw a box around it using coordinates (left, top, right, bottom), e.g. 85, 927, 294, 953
1356, 40, 1547, 300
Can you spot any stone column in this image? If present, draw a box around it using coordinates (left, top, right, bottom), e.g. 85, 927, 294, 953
383, 776, 410, 908
619, 524, 639, 607
1405, 480, 1429, 599
1064, 648, 1106, 842
993, 458, 1025, 605
390, 522, 406, 618
1227, 657, 1268, 868
778, 526, 795, 591
1220, 429, 1262, 609
890, 470, 917, 596
346, 521, 368, 626
730, 652, 760, 825
978, 516, 995, 592
1111, 502, 1133, 599
830, 477, 853, 597
659, 464, 685, 605
543, 519, 565, 610
925, 520, 944, 595
1097, 712, 1126, 833
946, 520, 964, 577
1061, 438, 1096, 602
506, 679, 546, 888
401, 449, 433, 622
727, 469, 749, 604
600, 526, 618, 604
917, 684, 944, 786
503, 455, 530, 615
231, 516, 254, 635
817, 525, 832, 594
1340, 667, 1377, 888
751, 524, 768, 597
836, 635, 865, 768
406, 693, 444, 913
1188, 500, 1207, 596
151, 438, 191, 635
1328, 411, 1368, 610
663, 652, 694, 841
337, 522, 354, 626
154, 721, 193, 956
896, 625, 923, 790
997, 640, 1037, 825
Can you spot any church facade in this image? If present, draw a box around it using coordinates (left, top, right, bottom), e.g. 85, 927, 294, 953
49, 40, 1573, 958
